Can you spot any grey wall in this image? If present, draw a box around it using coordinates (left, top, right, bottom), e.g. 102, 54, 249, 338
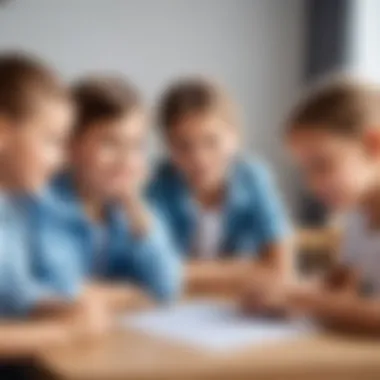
0, 0, 304, 208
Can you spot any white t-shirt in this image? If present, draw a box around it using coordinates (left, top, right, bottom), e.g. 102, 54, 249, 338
195, 208, 223, 259
341, 210, 380, 294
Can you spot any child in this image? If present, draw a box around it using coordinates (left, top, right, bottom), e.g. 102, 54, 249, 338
36, 75, 182, 304
149, 78, 291, 287
0, 52, 74, 316
0, 52, 103, 368
247, 78, 380, 332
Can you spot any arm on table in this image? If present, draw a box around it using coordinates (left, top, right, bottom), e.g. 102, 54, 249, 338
288, 286, 380, 335
257, 239, 295, 281
240, 161, 295, 305
241, 222, 348, 315
186, 241, 293, 297
240, 238, 297, 312
0, 282, 138, 360
83, 281, 151, 312
123, 199, 183, 303
241, 260, 359, 316
323, 264, 360, 292
241, 259, 367, 324
185, 259, 252, 296
0, 319, 70, 360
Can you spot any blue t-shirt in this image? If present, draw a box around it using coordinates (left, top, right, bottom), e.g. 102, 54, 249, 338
148, 156, 291, 258
32, 172, 183, 303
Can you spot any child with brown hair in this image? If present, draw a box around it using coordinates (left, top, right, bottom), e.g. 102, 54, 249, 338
149, 77, 292, 290
246, 78, 380, 332
0, 52, 105, 371
0, 52, 74, 317
34, 75, 182, 305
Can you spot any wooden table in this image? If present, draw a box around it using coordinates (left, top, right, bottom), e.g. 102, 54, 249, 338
38, 299, 380, 380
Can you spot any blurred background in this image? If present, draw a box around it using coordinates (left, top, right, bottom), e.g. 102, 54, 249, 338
0, 0, 377, 224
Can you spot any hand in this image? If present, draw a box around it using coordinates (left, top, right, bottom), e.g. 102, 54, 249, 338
66, 295, 112, 341
118, 161, 149, 207
116, 164, 152, 237
323, 265, 358, 292
86, 281, 151, 312
240, 275, 291, 318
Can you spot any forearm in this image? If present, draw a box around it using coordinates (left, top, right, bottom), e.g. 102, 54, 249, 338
0, 320, 70, 359
321, 298, 380, 334
257, 238, 296, 283
82, 281, 149, 312
290, 288, 380, 333
323, 264, 360, 292
285, 265, 361, 314
28, 295, 84, 320
132, 240, 182, 302
186, 259, 252, 295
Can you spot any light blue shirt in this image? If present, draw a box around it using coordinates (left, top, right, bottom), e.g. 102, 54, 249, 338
148, 156, 290, 258
33, 172, 183, 303
0, 194, 61, 317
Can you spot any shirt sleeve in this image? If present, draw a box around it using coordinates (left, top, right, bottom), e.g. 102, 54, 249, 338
0, 204, 80, 317
31, 199, 84, 303
251, 163, 292, 251
0, 224, 58, 317
127, 210, 183, 303
32, 232, 83, 302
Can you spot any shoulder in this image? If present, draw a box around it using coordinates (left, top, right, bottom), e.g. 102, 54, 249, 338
147, 159, 182, 199
0, 195, 25, 227
36, 172, 79, 219
40, 175, 67, 206
232, 155, 276, 190
150, 159, 179, 184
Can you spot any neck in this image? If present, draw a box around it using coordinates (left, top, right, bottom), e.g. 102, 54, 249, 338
0, 158, 23, 194
193, 183, 225, 209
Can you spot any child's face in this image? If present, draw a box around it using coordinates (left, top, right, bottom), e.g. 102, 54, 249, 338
168, 112, 238, 191
71, 110, 147, 199
288, 129, 377, 211
0, 99, 73, 193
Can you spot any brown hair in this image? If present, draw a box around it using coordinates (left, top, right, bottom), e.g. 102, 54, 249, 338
158, 77, 237, 132
286, 77, 380, 137
0, 51, 67, 121
71, 75, 142, 136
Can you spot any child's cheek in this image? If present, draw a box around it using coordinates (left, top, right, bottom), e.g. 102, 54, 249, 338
16, 136, 51, 191
339, 156, 371, 205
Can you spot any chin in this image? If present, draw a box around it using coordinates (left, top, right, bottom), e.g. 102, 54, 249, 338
104, 186, 123, 199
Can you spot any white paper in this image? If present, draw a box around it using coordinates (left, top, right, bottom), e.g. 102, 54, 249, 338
121, 300, 315, 353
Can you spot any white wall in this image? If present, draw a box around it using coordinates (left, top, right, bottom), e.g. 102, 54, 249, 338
349, 0, 380, 81
0, 0, 304, 206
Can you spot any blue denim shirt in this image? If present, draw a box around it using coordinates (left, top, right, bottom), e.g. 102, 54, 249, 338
32, 172, 183, 303
148, 156, 290, 258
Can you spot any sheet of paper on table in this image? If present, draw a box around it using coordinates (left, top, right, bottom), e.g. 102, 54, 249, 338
120, 300, 316, 353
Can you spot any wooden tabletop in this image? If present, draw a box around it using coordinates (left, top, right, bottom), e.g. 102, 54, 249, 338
38, 300, 380, 380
